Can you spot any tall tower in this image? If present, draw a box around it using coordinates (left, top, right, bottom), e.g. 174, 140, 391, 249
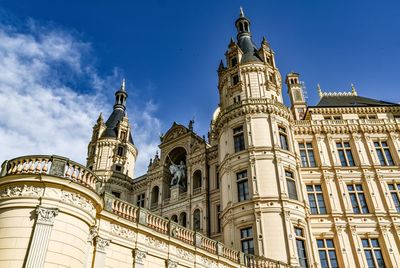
87, 80, 138, 199
286, 72, 307, 120
211, 9, 307, 265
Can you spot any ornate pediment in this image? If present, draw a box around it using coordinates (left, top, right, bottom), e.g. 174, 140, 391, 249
162, 122, 188, 143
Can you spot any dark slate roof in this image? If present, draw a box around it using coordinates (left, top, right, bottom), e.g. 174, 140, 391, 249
237, 36, 263, 63
101, 109, 134, 144
316, 95, 399, 107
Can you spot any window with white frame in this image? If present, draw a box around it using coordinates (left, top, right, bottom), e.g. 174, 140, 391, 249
299, 142, 316, 167
136, 193, 145, 208
279, 126, 289, 150
361, 238, 386, 268
317, 239, 339, 268
294, 227, 308, 268
233, 126, 245, 153
286, 171, 298, 200
388, 182, 400, 212
240, 227, 254, 254
306, 185, 327, 214
336, 141, 355, 167
347, 184, 369, 214
237, 170, 249, 201
374, 141, 394, 166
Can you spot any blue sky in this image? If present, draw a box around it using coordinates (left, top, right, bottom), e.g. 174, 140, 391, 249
0, 0, 399, 176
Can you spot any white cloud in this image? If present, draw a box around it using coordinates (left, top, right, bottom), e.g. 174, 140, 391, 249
0, 21, 160, 177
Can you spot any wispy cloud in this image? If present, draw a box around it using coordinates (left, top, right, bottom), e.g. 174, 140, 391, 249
0, 20, 160, 176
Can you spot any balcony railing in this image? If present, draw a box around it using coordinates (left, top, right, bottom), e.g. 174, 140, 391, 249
0, 155, 100, 192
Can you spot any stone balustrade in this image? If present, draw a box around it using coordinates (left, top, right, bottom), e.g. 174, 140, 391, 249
0, 155, 99, 192
0, 155, 291, 268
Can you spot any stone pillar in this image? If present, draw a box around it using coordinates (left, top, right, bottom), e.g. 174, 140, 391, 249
133, 249, 147, 268
25, 206, 59, 268
92, 236, 110, 268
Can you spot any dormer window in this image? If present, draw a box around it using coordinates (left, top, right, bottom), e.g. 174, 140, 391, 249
115, 165, 122, 172
231, 57, 238, 67
120, 131, 127, 141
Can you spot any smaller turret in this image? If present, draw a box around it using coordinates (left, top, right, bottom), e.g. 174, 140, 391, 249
286, 72, 307, 120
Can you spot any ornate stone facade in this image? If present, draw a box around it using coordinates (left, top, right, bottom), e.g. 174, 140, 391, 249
0, 9, 399, 268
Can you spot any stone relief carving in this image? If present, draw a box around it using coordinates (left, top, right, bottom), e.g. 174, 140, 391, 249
88, 226, 98, 244
111, 224, 136, 241
176, 248, 194, 261
36, 206, 59, 225
199, 256, 218, 268
95, 236, 110, 253
49, 159, 66, 177
0, 185, 43, 198
166, 260, 178, 268
61, 191, 95, 213
134, 249, 147, 264
144, 236, 168, 251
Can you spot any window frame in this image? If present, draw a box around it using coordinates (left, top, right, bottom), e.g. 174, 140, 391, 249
336, 141, 355, 167
374, 140, 394, 166
388, 182, 400, 212
306, 184, 327, 214
347, 183, 369, 214
285, 170, 298, 200
361, 238, 386, 268
298, 141, 317, 167
317, 238, 339, 268
240, 226, 254, 254
294, 227, 308, 268
233, 126, 245, 153
279, 126, 289, 151
237, 170, 250, 202
136, 193, 145, 208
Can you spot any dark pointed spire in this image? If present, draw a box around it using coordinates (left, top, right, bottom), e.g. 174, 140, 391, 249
262, 36, 269, 46
97, 112, 104, 124
114, 79, 128, 111
218, 60, 225, 73
229, 37, 235, 48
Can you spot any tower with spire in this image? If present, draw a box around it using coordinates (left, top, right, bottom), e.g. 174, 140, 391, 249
210, 8, 307, 265
87, 80, 138, 200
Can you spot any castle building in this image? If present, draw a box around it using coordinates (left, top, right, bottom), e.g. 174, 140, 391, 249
1, 9, 400, 268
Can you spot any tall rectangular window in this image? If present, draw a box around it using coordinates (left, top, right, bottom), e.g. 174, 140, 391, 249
286, 171, 298, 200
240, 227, 254, 254
237, 171, 249, 201
233, 126, 245, 153
232, 74, 239, 85
136, 193, 145, 208
388, 183, 400, 212
299, 142, 316, 167
336, 141, 355, 167
306, 185, 327, 214
317, 239, 339, 268
362, 238, 386, 268
374, 141, 394, 166
295, 227, 308, 268
216, 204, 221, 233
279, 126, 289, 150
347, 184, 369, 214
216, 165, 220, 189
117, 146, 124, 156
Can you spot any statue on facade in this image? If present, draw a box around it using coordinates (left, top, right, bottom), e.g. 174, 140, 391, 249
168, 159, 186, 188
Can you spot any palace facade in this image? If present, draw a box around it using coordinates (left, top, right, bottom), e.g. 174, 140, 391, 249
1, 9, 400, 268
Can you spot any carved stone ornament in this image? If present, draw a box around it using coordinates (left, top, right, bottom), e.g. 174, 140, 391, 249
49, 158, 66, 177
134, 249, 147, 264
0, 185, 43, 198
111, 224, 136, 241
36, 207, 59, 225
95, 236, 110, 253
87, 226, 98, 244
176, 248, 194, 261
61, 191, 94, 213
166, 260, 178, 268
144, 236, 167, 251
200, 256, 218, 268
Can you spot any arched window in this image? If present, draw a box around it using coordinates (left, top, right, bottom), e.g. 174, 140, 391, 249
179, 212, 187, 227
239, 23, 244, 32
171, 215, 178, 222
244, 22, 249, 32
151, 186, 159, 207
193, 170, 202, 194
193, 209, 201, 231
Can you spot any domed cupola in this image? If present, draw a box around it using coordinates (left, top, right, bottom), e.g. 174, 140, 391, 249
235, 7, 262, 64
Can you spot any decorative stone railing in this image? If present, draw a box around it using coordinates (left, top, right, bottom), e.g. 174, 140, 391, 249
103, 193, 292, 267
0, 155, 100, 192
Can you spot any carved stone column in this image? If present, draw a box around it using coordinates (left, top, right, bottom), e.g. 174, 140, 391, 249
25, 206, 59, 268
133, 249, 147, 268
92, 236, 110, 268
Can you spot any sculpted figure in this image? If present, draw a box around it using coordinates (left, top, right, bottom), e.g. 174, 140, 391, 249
169, 160, 186, 188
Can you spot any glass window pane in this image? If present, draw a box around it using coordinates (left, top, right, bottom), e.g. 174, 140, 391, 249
362, 239, 370, 247
319, 251, 328, 268
346, 150, 355, 166
326, 239, 334, 248
306, 185, 314, 192
371, 239, 379, 247
328, 250, 339, 268
317, 239, 324, 248
364, 250, 375, 268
